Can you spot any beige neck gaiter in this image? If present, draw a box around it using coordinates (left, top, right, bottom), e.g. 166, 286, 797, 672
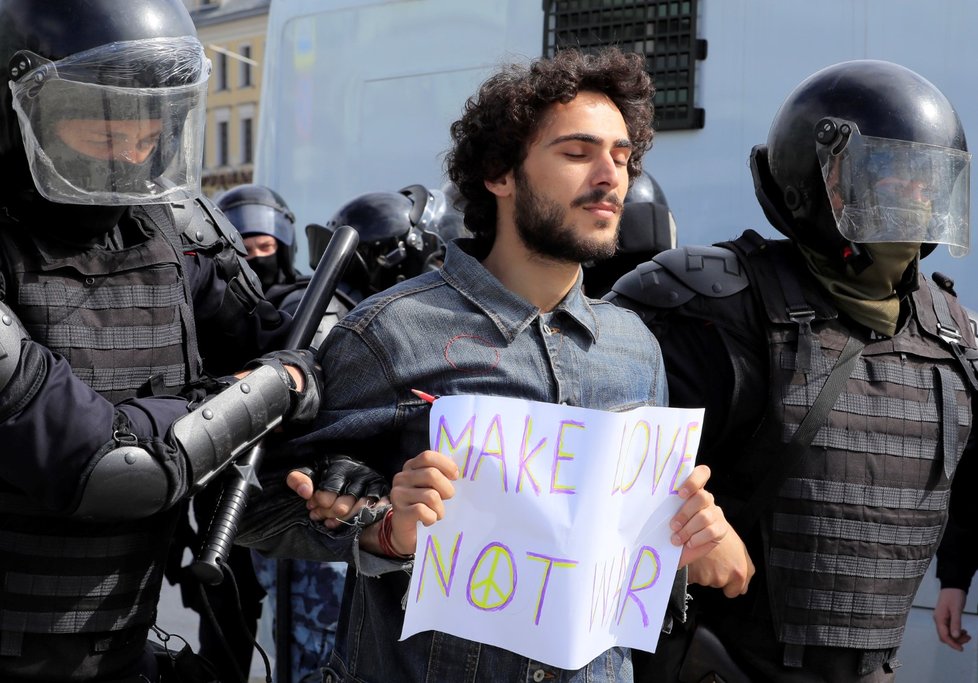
797, 242, 920, 337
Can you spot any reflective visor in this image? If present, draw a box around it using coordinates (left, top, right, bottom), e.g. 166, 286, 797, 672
818, 129, 971, 256
9, 37, 209, 205
223, 203, 295, 245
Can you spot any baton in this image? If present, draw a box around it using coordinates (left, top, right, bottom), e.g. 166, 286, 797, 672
191, 225, 359, 585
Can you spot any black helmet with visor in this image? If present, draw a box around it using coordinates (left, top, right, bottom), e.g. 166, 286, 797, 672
0, 0, 209, 206
751, 59, 969, 267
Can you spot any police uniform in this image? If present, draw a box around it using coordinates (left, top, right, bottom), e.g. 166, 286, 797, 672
0, 196, 293, 681
609, 227, 978, 680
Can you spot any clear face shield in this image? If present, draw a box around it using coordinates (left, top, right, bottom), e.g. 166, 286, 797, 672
8, 36, 210, 205
817, 119, 971, 257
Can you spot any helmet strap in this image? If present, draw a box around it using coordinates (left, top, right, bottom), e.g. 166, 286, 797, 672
840, 241, 874, 275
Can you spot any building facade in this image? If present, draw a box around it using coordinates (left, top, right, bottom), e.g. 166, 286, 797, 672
187, 0, 270, 196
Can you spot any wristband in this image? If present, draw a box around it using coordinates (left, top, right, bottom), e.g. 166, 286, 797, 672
377, 508, 413, 559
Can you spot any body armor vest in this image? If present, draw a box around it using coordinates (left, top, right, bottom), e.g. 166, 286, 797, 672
0, 205, 200, 658
725, 235, 974, 652
0, 206, 200, 402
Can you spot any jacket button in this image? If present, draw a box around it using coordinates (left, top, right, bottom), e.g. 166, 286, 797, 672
532, 669, 546, 682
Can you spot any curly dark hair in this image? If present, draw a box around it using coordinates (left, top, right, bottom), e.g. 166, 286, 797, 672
445, 47, 654, 247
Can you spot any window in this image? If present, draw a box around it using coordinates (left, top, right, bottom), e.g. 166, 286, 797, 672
212, 108, 230, 170
241, 117, 253, 164
543, 0, 706, 130
217, 120, 229, 167
215, 51, 228, 91
239, 44, 253, 88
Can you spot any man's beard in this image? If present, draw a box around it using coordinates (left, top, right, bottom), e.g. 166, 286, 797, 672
513, 167, 621, 264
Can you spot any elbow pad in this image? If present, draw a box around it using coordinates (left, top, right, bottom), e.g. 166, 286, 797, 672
72, 365, 293, 520
73, 437, 171, 520
171, 364, 292, 493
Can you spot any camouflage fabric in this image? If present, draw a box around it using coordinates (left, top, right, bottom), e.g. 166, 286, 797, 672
252, 551, 347, 683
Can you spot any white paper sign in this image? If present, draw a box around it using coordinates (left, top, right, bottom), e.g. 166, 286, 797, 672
400, 394, 704, 670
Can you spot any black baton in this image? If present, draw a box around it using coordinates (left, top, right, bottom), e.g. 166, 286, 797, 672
191, 225, 359, 585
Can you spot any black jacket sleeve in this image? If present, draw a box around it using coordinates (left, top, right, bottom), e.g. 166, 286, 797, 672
936, 420, 978, 592
643, 295, 768, 461
185, 250, 293, 375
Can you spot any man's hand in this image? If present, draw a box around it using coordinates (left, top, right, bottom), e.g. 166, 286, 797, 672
669, 465, 754, 596
287, 456, 390, 530
384, 450, 459, 557
687, 526, 754, 597
670, 465, 730, 567
935, 587, 972, 651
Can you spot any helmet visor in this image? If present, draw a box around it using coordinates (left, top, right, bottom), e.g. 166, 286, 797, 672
819, 129, 971, 256
9, 37, 209, 205
224, 203, 295, 246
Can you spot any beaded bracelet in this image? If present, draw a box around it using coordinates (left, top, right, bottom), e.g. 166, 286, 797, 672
377, 508, 413, 559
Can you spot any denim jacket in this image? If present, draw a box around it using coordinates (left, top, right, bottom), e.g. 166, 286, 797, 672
240, 239, 669, 683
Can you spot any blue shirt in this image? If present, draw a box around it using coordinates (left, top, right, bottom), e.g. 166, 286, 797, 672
243, 239, 668, 683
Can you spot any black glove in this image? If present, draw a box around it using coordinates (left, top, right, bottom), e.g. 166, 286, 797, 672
302, 455, 390, 500
246, 348, 323, 423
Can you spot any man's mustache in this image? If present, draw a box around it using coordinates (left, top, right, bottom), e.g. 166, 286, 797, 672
570, 188, 623, 210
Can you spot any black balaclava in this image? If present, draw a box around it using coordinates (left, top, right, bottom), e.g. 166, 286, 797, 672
247, 253, 279, 291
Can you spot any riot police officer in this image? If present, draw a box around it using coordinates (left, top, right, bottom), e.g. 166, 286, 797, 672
219, 183, 307, 311
309, 184, 462, 301
0, 1, 323, 681
607, 60, 977, 682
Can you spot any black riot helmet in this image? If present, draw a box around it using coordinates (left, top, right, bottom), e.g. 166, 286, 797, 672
583, 170, 678, 298
0, 0, 209, 208
218, 184, 297, 287
751, 60, 970, 269
307, 184, 457, 295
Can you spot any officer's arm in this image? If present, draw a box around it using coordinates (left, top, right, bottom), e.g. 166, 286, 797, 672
604, 247, 762, 453
74, 349, 321, 520
177, 195, 292, 372
0, 299, 320, 519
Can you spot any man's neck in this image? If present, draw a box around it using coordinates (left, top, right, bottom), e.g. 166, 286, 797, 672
482, 230, 581, 312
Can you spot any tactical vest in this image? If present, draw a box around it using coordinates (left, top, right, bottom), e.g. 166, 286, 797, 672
723, 234, 975, 653
0, 205, 201, 402
0, 205, 200, 658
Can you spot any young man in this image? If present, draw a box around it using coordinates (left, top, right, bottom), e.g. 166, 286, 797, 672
242, 46, 751, 682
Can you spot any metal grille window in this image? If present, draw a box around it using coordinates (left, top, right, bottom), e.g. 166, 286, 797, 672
543, 0, 706, 131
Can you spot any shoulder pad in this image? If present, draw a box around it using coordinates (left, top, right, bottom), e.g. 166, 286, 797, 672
171, 195, 248, 257
607, 245, 750, 309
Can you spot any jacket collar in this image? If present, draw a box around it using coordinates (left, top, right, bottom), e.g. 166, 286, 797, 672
439, 238, 599, 344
